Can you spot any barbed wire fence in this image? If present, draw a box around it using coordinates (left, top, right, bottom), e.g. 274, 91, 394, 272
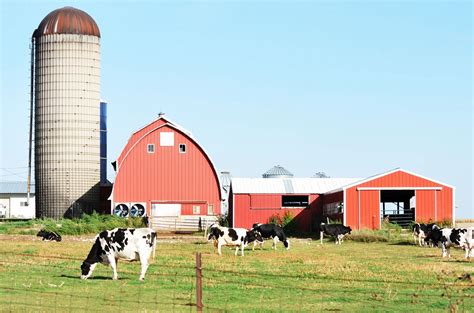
0, 251, 473, 312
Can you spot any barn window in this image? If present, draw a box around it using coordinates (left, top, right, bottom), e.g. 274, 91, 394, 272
323, 202, 343, 215
147, 144, 155, 153
160, 132, 174, 146
193, 205, 201, 214
282, 195, 308, 207
207, 204, 214, 215
179, 144, 186, 153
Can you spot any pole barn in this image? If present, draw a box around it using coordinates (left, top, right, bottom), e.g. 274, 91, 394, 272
110, 114, 222, 230
323, 169, 454, 230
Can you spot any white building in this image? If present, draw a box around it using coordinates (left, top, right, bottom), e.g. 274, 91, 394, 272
0, 182, 35, 219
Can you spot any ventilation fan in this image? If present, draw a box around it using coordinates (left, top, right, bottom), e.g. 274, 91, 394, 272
130, 203, 146, 217
114, 203, 130, 218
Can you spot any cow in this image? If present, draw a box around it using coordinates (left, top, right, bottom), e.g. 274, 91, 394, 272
37, 229, 62, 242
412, 223, 438, 247
251, 223, 290, 250
320, 223, 352, 245
207, 223, 262, 256
428, 227, 473, 259
81, 228, 157, 281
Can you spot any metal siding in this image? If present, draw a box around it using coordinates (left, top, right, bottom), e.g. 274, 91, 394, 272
232, 193, 319, 232
113, 123, 221, 216
360, 190, 380, 230
35, 34, 100, 218
250, 195, 280, 209
345, 170, 453, 229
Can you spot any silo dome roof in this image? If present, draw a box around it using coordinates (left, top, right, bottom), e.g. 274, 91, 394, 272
33, 7, 100, 38
262, 165, 294, 178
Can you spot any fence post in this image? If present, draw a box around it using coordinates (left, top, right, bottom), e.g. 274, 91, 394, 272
195, 252, 203, 311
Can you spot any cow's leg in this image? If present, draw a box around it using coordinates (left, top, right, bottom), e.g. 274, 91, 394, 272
217, 242, 223, 256
106, 255, 118, 280
273, 237, 279, 250
253, 241, 256, 251
320, 231, 323, 245
138, 252, 149, 281
240, 243, 245, 256
234, 246, 239, 256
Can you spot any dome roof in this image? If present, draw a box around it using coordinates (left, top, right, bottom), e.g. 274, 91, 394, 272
262, 165, 294, 179
33, 7, 100, 38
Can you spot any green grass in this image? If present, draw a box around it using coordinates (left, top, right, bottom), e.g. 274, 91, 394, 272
0, 213, 146, 236
0, 235, 472, 312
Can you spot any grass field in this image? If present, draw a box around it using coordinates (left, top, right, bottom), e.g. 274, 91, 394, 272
0, 234, 473, 312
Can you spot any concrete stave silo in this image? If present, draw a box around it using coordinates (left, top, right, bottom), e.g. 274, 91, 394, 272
32, 7, 101, 218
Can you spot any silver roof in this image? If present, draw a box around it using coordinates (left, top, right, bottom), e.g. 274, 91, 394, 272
262, 165, 294, 178
0, 182, 35, 194
231, 178, 361, 194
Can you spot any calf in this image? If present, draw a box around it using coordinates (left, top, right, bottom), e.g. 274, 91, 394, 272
251, 223, 290, 250
81, 228, 157, 281
320, 223, 352, 245
37, 229, 62, 242
207, 224, 262, 256
412, 223, 438, 247
429, 227, 473, 259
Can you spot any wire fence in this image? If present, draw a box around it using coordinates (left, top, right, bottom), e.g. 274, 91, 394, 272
0, 250, 473, 312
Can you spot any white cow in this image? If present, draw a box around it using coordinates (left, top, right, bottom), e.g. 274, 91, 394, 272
207, 223, 262, 256
81, 228, 157, 281
436, 228, 474, 259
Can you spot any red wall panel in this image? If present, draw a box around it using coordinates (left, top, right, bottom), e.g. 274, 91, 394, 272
113, 118, 221, 216
232, 194, 320, 232
345, 170, 453, 230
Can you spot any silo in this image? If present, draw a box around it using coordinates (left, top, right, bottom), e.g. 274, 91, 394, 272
32, 7, 101, 218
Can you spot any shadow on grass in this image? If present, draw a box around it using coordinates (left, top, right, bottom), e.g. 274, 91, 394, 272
59, 274, 115, 280
388, 242, 416, 246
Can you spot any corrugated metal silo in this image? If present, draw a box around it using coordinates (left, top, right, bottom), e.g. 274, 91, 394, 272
32, 7, 101, 218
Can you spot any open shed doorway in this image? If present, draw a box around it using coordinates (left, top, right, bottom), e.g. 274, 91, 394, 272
380, 190, 415, 228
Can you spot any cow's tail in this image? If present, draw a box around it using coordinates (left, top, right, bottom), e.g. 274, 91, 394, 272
284, 239, 290, 250
151, 231, 157, 260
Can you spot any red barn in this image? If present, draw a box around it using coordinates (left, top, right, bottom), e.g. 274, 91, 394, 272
323, 168, 455, 230
230, 168, 454, 231
111, 114, 221, 230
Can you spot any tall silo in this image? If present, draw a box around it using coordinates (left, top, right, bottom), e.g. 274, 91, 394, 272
31, 7, 101, 218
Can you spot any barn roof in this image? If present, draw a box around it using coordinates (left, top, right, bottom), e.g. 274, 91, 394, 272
323, 168, 455, 194
231, 178, 360, 194
0, 182, 35, 194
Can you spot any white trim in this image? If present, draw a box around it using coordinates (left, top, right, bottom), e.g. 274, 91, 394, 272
414, 190, 417, 222
357, 189, 360, 230
343, 189, 347, 226
357, 187, 442, 191
232, 193, 235, 227
452, 188, 456, 227
434, 190, 437, 221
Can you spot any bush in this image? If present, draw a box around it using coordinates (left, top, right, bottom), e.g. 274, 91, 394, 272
0, 213, 147, 236
267, 210, 298, 235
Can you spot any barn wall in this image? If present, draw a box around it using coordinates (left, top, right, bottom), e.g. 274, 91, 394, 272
232, 193, 320, 232
322, 191, 344, 223
345, 170, 453, 230
113, 120, 221, 216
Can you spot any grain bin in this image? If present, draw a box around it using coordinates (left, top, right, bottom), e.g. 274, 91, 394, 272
31, 7, 101, 218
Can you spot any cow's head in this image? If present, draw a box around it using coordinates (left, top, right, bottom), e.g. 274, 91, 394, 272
245, 229, 263, 246
207, 224, 223, 242
252, 223, 262, 229
80, 261, 98, 280
346, 226, 352, 235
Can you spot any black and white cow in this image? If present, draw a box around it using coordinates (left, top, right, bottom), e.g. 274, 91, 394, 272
429, 227, 474, 259
412, 223, 438, 246
320, 223, 352, 245
37, 229, 62, 242
207, 223, 262, 256
81, 228, 157, 281
251, 223, 290, 250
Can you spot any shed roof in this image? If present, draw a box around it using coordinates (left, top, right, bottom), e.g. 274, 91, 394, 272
231, 178, 360, 194
0, 182, 35, 194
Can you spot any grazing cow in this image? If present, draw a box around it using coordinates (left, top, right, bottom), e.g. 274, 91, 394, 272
37, 229, 62, 242
320, 223, 352, 245
428, 227, 474, 259
412, 223, 438, 247
251, 223, 290, 250
81, 228, 157, 281
207, 223, 262, 256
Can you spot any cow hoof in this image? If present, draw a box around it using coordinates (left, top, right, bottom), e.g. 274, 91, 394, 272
112, 277, 118, 280
139, 278, 145, 281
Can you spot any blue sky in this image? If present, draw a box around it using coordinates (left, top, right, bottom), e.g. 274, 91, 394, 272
1, 1, 472, 218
